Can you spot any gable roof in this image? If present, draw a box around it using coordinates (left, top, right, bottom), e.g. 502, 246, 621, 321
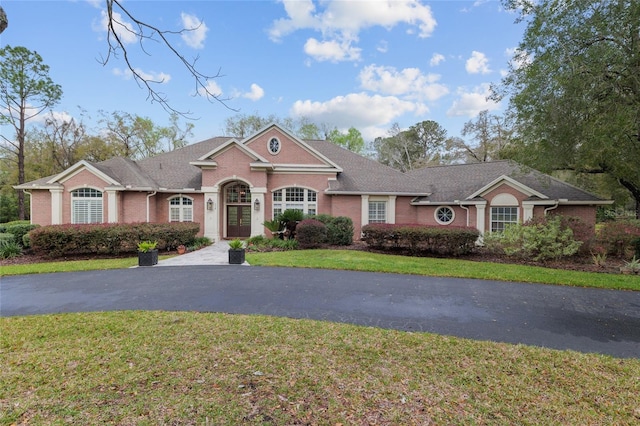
407, 160, 608, 204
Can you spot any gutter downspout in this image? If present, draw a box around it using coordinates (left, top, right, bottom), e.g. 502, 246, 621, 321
544, 201, 559, 216
456, 200, 470, 227
146, 191, 157, 223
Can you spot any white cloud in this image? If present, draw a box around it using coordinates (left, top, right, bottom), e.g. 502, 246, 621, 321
290, 92, 427, 130
304, 38, 361, 62
358, 65, 448, 101
95, 10, 138, 44
112, 68, 171, 84
180, 13, 208, 49
429, 53, 445, 67
465, 51, 491, 74
269, 0, 437, 62
447, 83, 500, 117
198, 80, 223, 98
376, 40, 389, 53
242, 84, 265, 101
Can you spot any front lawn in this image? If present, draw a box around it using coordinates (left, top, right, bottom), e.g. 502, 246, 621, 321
2, 311, 639, 424
246, 250, 640, 291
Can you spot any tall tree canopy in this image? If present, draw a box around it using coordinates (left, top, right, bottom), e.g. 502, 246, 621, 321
445, 110, 512, 163
496, 0, 640, 217
374, 121, 447, 172
0, 45, 62, 219
327, 127, 365, 154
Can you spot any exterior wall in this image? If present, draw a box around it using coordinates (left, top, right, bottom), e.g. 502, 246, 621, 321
202, 146, 268, 189
60, 169, 111, 223
553, 205, 597, 228
246, 129, 326, 165
416, 205, 471, 227
329, 195, 362, 236
29, 190, 52, 225
395, 197, 418, 224
482, 184, 533, 233
152, 192, 204, 236
120, 192, 150, 223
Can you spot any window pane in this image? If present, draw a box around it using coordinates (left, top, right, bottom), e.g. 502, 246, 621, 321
369, 201, 386, 223
491, 207, 518, 232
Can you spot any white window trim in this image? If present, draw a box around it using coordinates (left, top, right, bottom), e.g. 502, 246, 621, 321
168, 195, 194, 222
434, 206, 455, 225
272, 186, 317, 218
70, 187, 103, 224
368, 200, 387, 224
490, 206, 520, 233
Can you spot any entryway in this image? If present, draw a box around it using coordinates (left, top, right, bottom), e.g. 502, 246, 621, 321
227, 205, 251, 238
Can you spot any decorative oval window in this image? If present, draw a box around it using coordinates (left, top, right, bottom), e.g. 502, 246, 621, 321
268, 137, 281, 155
434, 206, 455, 225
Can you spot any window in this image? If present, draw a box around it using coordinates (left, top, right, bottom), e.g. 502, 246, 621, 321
435, 206, 455, 225
71, 188, 103, 224
491, 206, 518, 232
268, 137, 281, 155
169, 196, 193, 222
272, 187, 317, 218
368, 201, 387, 224
226, 183, 251, 203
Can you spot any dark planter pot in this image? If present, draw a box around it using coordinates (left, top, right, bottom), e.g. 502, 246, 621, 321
228, 249, 245, 265
138, 249, 158, 267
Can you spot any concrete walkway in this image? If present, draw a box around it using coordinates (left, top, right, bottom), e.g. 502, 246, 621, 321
155, 240, 249, 266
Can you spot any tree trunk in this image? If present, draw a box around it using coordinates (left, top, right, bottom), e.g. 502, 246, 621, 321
17, 111, 26, 220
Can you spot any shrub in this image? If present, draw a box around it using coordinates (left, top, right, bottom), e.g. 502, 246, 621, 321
484, 216, 581, 262
0, 223, 39, 248
525, 215, 594, 255
596, 219, 640, 257
0, 233, 14, 244
0, 239, 22, 259
246, 235, 298, 251
362, 224, 479, 256
29, 222, 200, 258
326, 216, 354, 246
296, 219, 327, 249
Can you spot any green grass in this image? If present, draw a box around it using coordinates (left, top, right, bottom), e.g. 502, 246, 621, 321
2, 311, 639, 425
0, 255, 174, 276
246, 249, 640, 291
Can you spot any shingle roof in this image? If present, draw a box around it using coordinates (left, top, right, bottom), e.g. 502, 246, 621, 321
306, 140, 428, 195
407, 160, 606, 203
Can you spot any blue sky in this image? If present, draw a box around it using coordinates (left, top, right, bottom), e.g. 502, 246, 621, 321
1, 0, 525, 145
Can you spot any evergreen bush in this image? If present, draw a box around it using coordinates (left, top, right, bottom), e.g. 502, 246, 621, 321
296, 219, 327, 249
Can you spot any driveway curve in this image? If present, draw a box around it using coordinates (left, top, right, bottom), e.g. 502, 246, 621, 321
1, 266, 639, 358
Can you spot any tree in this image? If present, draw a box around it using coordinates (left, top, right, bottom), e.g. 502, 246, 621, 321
0, 5, 7, 34
99, 111, 187, 160
374, 121, 447, 172
495, 0, 640, 218
327, 127, 365, 154
223, 113, 327, 140
445, 110, 512, 163
0, 46, 62, 219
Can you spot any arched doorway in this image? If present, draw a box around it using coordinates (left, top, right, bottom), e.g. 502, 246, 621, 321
224, 181, 251, 238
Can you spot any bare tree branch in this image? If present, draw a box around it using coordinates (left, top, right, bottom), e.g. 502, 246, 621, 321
99, 0, 237, 117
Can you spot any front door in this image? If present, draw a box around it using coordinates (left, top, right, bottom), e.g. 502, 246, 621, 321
227, 205, 251, 238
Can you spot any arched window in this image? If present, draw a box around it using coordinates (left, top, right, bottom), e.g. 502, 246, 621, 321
272, 187, 317, 218
71, 188, 103, 224
225, 183, 251, 203
490, 193, 519, 232
169, 196, 193, 222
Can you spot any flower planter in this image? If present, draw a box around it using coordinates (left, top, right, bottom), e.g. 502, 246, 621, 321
228, 249, 245, 265
138, 249, 158, 267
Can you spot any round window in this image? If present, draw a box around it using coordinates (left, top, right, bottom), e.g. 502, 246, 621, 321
435, 206, 455, 225
268, 137, 280, 155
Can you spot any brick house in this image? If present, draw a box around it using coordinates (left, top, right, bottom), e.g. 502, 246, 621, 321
16, 124, 610, 240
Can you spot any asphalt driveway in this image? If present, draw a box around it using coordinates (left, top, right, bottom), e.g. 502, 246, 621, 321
1, 266, 639, 358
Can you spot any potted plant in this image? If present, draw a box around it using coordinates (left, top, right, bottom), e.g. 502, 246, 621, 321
228, 238, 245, 264
177, 244, 186, 255
137, 241, 158, 266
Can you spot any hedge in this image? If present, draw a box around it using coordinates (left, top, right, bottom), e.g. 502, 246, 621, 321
0, 222, 39, 248
29, 222, 200, 258
362, 223, 480, 256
